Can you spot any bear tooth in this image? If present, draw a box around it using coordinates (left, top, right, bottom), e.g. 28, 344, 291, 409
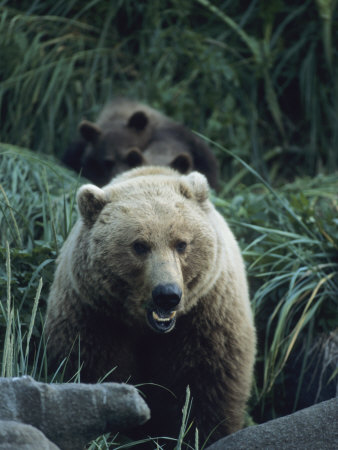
152, 311, 160, 321
152, 311, 169, 322
152, 311, 176, 322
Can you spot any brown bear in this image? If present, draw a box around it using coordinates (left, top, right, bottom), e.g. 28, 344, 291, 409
45, 166, 255, 445
62, 98, 219, 190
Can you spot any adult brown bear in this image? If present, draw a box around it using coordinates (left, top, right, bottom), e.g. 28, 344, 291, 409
45, 167, 255, 444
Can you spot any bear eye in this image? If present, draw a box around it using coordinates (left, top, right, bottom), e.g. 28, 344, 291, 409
176, 241, 187, 253
133, 241, 150, 255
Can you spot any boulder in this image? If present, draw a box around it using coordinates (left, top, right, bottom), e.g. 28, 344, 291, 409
207, 397, 338, 449
0, 376, 150, 449
0, 420, 59, 450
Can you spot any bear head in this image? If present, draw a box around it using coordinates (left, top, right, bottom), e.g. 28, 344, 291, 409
75, 167, 218, 333
78, 111, 151, 186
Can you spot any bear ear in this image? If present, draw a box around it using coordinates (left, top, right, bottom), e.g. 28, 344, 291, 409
77, 184, 107, 226
124, 147, 145, 168
170, 153, 193, 174
181, 172, 209, 203
79, 120, 102, 143
127, 111, 149, 131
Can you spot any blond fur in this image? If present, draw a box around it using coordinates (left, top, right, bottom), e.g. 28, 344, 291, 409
45, 167, 256, 444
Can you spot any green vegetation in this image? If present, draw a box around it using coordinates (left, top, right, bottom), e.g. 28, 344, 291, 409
1, 0, 338, 178
1, 0, 337, 448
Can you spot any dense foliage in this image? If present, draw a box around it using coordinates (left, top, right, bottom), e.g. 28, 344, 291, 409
1, 0, 338, 181
0, 0, 337, 448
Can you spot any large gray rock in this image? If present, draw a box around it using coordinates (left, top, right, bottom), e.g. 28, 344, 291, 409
207, 397, 338, 449
0, 421, 59, 450
0, 376, 150, 450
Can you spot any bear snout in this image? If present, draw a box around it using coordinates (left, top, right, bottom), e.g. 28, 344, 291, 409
152, 283, 182, 311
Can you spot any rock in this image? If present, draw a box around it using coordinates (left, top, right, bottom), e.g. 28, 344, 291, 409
0, 420, 59, 450
207, 397, 338, 450
0, 376, 150, 450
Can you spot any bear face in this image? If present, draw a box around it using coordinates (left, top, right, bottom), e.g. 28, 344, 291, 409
76, 111, 151, 186
75, 169, 217, 332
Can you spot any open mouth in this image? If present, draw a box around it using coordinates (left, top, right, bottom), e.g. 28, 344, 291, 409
146, 308, 177, 333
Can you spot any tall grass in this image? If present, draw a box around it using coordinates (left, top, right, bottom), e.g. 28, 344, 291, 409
1, 241, 44, 379
0, 145, 79, 380
1, 0, 337, 179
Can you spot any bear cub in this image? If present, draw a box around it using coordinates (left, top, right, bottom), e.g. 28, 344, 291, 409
45, 166, 255, 444
62, 98, 219, 189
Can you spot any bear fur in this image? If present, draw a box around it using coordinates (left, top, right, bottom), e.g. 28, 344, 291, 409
45, 166, 255, 444
62, 98, 219, 190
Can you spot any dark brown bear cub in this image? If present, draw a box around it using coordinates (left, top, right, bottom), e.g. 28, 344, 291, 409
62, 98, 219, 189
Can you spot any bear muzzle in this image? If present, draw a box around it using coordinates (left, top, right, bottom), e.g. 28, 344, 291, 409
152, 283, 182, 310
147, 283, 182, 333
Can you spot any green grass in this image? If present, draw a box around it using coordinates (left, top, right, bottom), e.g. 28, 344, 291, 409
0, 144, 80, 381
230, 187, 337, 408
1, 0, 338, 178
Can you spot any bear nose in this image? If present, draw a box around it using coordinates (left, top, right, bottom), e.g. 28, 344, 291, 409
152, 283, 182, 311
